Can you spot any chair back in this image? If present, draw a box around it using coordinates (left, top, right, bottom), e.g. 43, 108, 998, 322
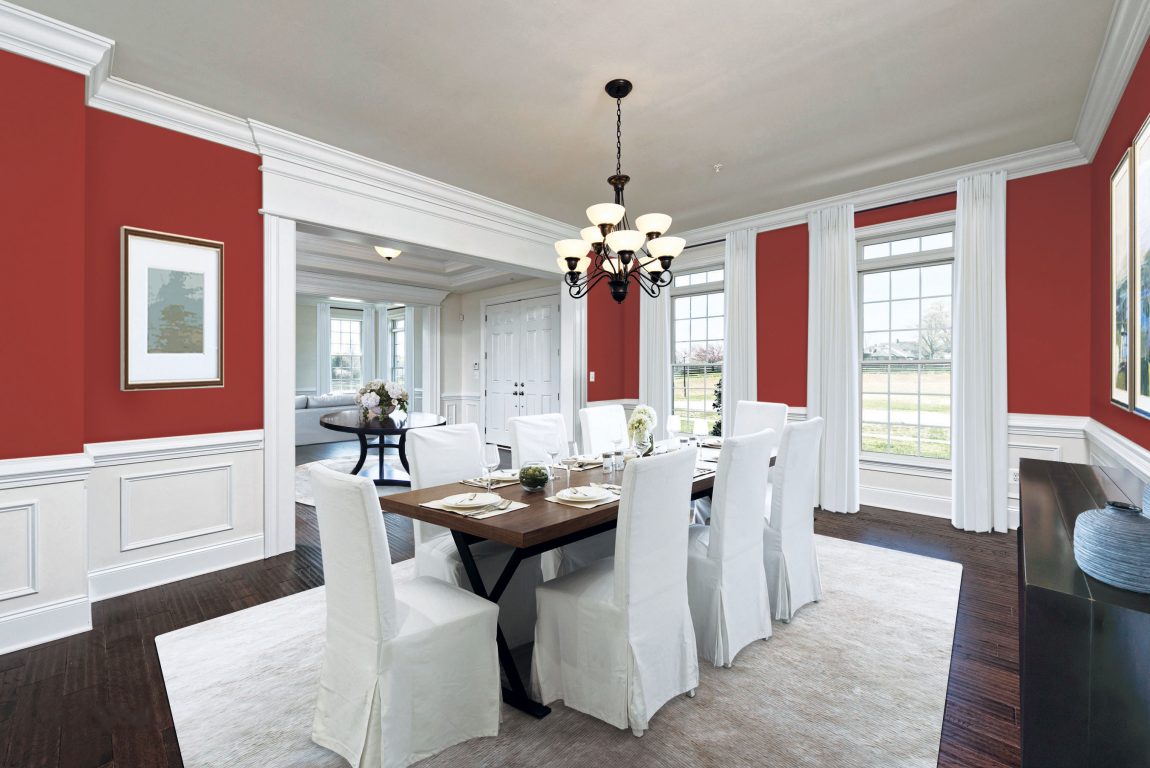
614, 448, 697, 614
733, 400, 788, 438
310, 465, 398, 643
769, 418, 824, 541
407, 423, 484, 543
708, 428, 778, 563
508, 413, 569, 467
579, 404, 627, 456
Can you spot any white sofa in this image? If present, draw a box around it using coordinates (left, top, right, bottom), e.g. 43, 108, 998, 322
296, 393, 359, 446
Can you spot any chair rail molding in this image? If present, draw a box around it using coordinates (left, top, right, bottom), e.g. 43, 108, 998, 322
0, 452, 92, 490
1073, 0, 1150, 161
1086, 419, 1150, 482
84, 430, 264, 466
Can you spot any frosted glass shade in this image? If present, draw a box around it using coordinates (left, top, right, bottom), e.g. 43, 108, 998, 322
374, 246, 402, 261
636, 213, 672, 237
586, 203, 625, 226
580, 226, 604, 245
555, 239, 591, 260
605, 229, 645, 254
647, 236, 685, 259
556, 254, 590, 273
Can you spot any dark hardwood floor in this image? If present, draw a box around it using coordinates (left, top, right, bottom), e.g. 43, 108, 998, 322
0, 446, 1019, 768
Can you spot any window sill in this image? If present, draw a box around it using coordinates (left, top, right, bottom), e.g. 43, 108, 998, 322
859, 453, 951, 479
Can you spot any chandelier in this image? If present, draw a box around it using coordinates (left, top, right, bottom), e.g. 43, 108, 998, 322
555, 79, 684, 303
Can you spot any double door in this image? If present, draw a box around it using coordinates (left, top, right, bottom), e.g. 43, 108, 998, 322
484, 296, 561, 445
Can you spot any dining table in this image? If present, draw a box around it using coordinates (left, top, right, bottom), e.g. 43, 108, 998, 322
378, 453, 720, 719
319, 409, 447, 486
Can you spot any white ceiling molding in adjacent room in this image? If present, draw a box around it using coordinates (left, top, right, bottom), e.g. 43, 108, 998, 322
1073, 0, 1150, 161
295, 271, 449, 308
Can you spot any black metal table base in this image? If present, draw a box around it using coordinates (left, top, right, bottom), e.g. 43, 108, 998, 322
352, 434, 413, 487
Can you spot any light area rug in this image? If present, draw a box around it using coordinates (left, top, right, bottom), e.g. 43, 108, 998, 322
156, 536, 961, 768
295, 458, 401, 506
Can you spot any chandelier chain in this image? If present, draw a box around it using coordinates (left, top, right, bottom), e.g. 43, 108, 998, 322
615, 98, 623, 177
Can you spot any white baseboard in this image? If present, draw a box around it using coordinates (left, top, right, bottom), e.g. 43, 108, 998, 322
0, 596, 91, 656
859, 485, 951, 519
88, 534, 265, 601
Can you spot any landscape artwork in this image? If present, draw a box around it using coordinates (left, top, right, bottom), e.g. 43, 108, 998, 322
1112, 150, 1131, 407
147, 268, 205, 354
122, 228, 223, 390
1135, 118, 1150, 415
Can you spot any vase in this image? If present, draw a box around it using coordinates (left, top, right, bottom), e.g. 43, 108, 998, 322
631, 430, 653, 457
1073, 500, 1150, 594
519, 461, 549, 492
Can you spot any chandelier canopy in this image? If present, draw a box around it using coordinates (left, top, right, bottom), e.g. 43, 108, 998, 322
555, 79, 684, 303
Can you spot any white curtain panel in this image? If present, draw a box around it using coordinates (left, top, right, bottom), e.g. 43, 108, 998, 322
952, 171, 1009, 533
639, 289, 672, 440
806, 205, 860, 514
722, 229, 759, 437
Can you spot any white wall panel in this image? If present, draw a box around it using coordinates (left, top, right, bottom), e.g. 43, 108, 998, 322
0, 501, 37, 600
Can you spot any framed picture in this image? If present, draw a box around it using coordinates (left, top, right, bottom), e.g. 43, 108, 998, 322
1134, 116, 1150, 416
121, 227, 224, 390
1112, 150, 1132, 407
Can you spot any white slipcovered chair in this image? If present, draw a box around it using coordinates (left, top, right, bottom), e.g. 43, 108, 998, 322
407, 423, 543, 648
732, 400, 789, 439
579, 404, 627, 456
764, 417, 825, 621
507, 413, 572, 467
309, 465, 500, 768
687, 428, 778, 667
532, 448, 700, 737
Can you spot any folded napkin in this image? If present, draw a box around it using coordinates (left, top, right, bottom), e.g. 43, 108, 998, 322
555, 459, 605, 471
419, 498, 528, 519
545, 491, 619, 510
693, 467, 716, 477
460, 477, 519, 489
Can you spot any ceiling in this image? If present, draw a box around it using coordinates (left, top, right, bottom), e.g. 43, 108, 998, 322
22, 0, 1116, 232
294, 225, 541, 295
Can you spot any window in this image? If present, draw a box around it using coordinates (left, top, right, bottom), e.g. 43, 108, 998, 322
389, 310, 406, 387
671, 268, 724, 434
858, 229, 953, 461
329, 307, 364, 392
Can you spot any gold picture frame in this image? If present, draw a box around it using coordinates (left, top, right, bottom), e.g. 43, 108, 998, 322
121, 227, 225, 390
1112, 149, 1133, 407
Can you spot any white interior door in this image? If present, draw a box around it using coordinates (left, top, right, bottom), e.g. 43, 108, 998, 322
485, 302, 520, 445
484, 295, 561, 445
520, 297, 560, 417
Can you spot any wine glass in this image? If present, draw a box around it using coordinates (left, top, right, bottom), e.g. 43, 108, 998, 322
482, 444, 501, 491
546, 446, 561, 487
610, 426, 624, 468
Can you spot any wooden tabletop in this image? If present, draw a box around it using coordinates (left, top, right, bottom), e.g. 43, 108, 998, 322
379, 469, 717, 549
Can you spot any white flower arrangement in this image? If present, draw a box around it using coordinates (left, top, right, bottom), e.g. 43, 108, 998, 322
628, 404, 657, 445
355, 379, 409, 420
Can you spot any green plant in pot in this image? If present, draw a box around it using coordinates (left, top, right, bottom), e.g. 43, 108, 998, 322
519, 461, 550, 492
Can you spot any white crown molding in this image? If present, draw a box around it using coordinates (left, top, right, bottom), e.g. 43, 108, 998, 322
85, 430, 264, 467
1073, 0, 1150, 161
296, 269, 450, 306
250, 121, 575, 244
0, 1, 110, 76
87, 75, 258, 153
677, 141, 1087, 244
0, 452, 92, 490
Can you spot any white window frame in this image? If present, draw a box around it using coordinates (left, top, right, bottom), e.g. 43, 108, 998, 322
856, 214, 955, 471
670, 264, 725, 433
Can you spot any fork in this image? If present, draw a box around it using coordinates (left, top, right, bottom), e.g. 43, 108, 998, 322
463, 499, 512, 517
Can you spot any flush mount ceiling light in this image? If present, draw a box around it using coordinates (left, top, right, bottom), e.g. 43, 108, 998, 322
374, 246, 402, 262
555, 79, 683, 303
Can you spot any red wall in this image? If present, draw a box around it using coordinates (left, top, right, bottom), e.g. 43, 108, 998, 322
1091, 36, 1150, 446
0, 50, 263, 459
85, 111, 264, 443
1007, 167, 1092, 415
0, 53, 87, 460
586, 274, 639, 400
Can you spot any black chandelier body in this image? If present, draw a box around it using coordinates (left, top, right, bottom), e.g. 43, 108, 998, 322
555, 79, 684, 304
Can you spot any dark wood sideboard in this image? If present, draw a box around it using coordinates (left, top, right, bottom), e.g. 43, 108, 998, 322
1018, 459, 1150, 767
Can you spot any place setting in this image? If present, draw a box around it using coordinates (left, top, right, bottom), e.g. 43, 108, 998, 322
460, 468, 520, 489
419, 491, 527, 518
546, 483, 620, 510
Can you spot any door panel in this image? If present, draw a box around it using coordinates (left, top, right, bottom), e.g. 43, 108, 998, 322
484, 303, 519, 445
520, 298, 560, 417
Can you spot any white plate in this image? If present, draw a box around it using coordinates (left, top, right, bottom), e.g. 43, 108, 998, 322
489, 469, 519, 480
557, 486, 612, 502
442, 492, 500, 509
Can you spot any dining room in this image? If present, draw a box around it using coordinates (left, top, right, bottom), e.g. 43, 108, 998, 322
3, 2, 1150, 767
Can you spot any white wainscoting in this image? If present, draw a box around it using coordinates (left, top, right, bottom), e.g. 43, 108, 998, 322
86, 431, 264, 601
1086, 419, 1150, 483
442, 393, 481, 427
0, 455, 90, 656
